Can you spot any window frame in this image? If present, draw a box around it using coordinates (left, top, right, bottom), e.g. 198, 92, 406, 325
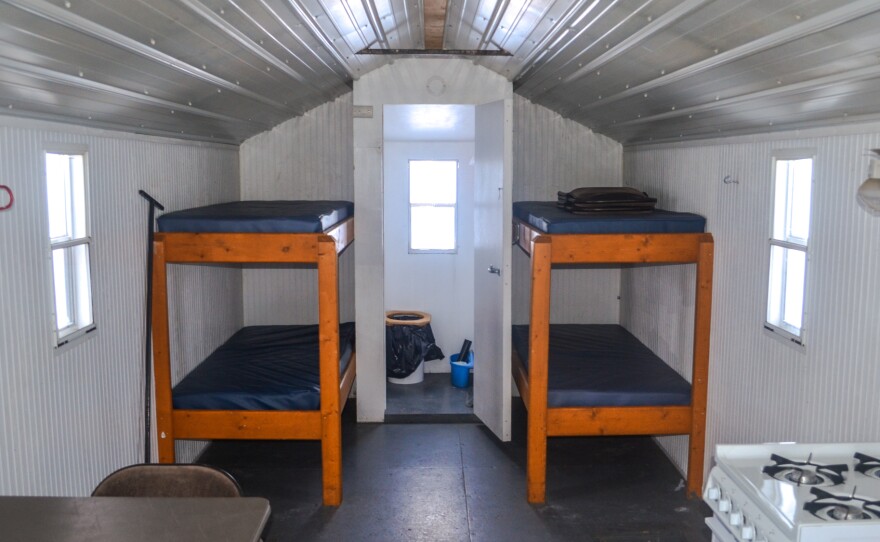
764, 148, 815, 348
44, 144, 96, 348
407, 159, 459, 254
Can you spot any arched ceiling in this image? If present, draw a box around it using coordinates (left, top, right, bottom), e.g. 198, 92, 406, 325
1, 0, 879, 146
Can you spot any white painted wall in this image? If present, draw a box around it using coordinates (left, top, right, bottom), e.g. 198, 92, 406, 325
623, 123, 880, 481
511, 95, 624, 325
0, 117, 241, 496
239, 94, 355, 325
384, 141, 475, 372
354, 59, 513, 422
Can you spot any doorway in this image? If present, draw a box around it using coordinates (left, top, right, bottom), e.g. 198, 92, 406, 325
352, 58, 512, 440
383, 104, 476, 418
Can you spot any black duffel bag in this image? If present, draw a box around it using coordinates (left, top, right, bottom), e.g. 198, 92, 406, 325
557, 186, 657, 214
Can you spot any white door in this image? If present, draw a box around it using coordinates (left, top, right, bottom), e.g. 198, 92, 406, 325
473, 99, 512, 441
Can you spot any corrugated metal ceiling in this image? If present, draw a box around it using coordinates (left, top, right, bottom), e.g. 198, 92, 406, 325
1, 0, 878, 145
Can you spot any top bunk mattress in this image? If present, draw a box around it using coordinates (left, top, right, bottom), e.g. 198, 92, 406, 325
512, 324, 691, 408
157, 200, 353, 233
514, 201, 705, 234
172, 323, 355, 411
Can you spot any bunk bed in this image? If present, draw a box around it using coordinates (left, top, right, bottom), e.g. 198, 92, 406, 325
151, 200, 355, 506
511, 201, 714, 504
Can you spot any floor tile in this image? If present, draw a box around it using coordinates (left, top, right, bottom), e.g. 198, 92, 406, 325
343, 423, 465, 471
316, 467, 470, 542
464, 464, 568, 542
386, 373, 474, 417
199, 395, 712, 542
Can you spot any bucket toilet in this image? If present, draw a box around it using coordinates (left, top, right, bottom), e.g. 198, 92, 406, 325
385, 310, 432, 384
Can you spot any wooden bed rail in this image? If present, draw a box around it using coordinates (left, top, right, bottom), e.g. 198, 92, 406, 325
150, 217, 354, 506
515, 219, 711, 264
688, 235, 714, 497
526, 237, 551, 503
317, 231, 343, 506
516, 217, 714, 504
155, 217, 354, 264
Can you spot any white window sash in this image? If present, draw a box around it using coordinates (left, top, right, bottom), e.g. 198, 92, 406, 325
769, 238, 806, 251
765, 151, 813, 347
45, 146, 94, 347
407, 159, 458, 254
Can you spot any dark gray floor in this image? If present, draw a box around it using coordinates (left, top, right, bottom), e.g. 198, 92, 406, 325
386, 373, 476, 421
199, 400, 712, 542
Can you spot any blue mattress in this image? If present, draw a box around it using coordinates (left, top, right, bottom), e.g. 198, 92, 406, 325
172, 323, 355, 411
157, 200, 353, 233
511, 324, 691, 407
513, 201, 705, 234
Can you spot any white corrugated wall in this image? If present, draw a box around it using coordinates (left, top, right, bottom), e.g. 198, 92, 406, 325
237, 92, 624, 327
512, 95, 623, 325
239, 94, 355, 326
0, 118, 241, 496
623, 125, 880, 480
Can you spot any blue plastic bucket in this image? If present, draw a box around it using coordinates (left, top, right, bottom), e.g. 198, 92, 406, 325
450, 351, 474, 388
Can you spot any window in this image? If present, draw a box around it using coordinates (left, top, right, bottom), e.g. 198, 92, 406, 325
409, 160, 457, 252
765, 151, 813, 345
45, 149, 94, 346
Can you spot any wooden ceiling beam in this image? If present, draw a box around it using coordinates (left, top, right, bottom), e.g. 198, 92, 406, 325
424, 0, 448, 50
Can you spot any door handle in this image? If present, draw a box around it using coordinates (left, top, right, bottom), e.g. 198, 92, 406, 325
488, 265, 501, 276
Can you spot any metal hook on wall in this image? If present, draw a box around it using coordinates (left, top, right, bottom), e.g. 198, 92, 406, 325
722, 175, 739, 185
0, 185, 13, 210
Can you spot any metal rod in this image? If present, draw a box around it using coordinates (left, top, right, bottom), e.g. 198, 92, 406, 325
357, 47, 510, 56
138, 189, 164, 463
138, 190, 165, 211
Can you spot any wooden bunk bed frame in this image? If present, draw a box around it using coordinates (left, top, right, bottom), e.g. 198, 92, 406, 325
151, 217, 354, 506
512, 218, 714, 504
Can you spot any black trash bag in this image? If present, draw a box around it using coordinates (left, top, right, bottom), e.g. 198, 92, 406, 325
386, 315, 445, 379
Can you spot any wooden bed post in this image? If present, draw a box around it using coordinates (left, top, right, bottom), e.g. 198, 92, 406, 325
317, 235, 343, 506
687, 235, 714, 497
527, 237, 552, 504
150, 236, 175, 463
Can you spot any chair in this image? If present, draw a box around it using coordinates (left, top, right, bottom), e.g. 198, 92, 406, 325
92, 464, 242, 497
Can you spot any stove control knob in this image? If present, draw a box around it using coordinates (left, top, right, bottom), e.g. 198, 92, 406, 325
741, 525, 755, 540
730, 511, 743, 526
719, 498, 731, 512
706, 486, 720, 500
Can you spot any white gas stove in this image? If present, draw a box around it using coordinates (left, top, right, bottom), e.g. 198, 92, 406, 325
704, 443, 880, 542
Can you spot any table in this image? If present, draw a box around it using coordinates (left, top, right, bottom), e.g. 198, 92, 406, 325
0, 496, 270, 542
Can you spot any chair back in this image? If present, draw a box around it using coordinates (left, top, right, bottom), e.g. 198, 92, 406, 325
92, 464, 242, 497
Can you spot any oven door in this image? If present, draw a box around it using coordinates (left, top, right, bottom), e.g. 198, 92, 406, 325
706, 516, 738, 542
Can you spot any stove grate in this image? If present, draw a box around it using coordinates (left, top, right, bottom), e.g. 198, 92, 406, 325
762, 453, 848, 486
804, 487, 880, 521
855, 452, 880, 480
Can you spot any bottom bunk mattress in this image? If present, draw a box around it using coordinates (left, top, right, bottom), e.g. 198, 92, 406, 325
511, 324, 690, 408
172, 323, 355, 411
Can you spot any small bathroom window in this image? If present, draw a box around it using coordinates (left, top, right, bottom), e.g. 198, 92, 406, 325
408, 159, 458, 253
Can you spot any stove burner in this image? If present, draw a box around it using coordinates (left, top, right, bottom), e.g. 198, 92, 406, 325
855, 452, 880, 480
804, 487, 880, 521
762, 453, 848, 486
784, 468, 822, 485
826, 504, 870, 521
